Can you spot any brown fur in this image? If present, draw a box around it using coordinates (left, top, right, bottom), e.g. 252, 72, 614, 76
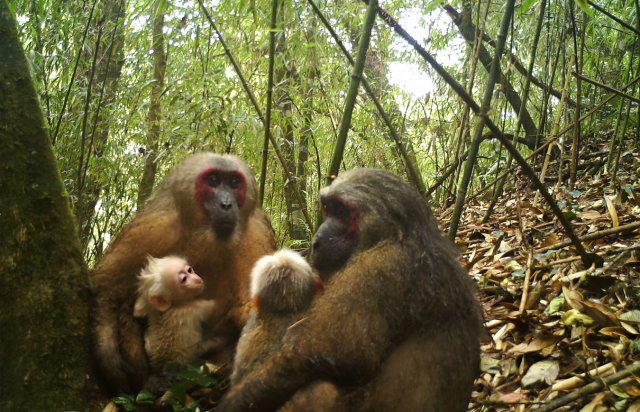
230, 249, 335, 412
92, 153, 275, 394
231, 250, 320, 385
218, 169, 483, 412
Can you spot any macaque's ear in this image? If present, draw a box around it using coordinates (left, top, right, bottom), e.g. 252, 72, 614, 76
314, 277, 324, 294
149, 295, 172, 312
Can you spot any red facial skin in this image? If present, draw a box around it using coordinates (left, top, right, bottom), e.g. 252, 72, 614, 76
312, 196, 360, 279
195, 168, 247, 209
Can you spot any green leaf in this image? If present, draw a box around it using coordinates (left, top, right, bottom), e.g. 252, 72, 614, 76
517, 0, 537, 15
546, 295, 565, 315
424, 0, 445, 13
169, 381, 186, 404
135, 388, 156, 404
562, 210, 577, 221
576, 0, 595, 17
568, 189, 582, 198
561, 309, 594, 326
619, 310, 640, 324
112, 395, 136, 412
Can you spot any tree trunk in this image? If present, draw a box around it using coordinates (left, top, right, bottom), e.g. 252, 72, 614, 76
138, 0, 167, 208
0, 2, 103, 408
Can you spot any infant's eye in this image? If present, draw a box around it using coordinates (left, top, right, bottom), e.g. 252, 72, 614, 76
179, 273, 187, 284
186, 266, 194, 274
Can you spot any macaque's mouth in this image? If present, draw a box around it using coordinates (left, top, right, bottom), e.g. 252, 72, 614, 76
214, 220, 237, 238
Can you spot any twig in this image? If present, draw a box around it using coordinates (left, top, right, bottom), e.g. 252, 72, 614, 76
550, 362, 616, 392
327, 0, 378, 183
530, 362, 640, 412
519, 249, 534, 314
587, 1, 640, 36
537, 221, 640, 253
574, 72, 640, 104
534, 243, 640, 269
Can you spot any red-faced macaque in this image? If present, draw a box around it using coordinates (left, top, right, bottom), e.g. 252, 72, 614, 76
92, 153, 275, 394
133, 255, 225, 370
218, 169, 484, 412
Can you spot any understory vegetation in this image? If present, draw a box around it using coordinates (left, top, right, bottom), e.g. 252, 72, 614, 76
3, 0, 640, 410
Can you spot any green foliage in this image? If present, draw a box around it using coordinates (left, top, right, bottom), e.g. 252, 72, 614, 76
9, 0, 639, 252
112, 389, 156, 412
112, 362, 226, 411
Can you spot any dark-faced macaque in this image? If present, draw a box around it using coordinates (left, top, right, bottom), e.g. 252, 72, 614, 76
218, 168, 484, 412
133, 255, 226, 370
92, 153, 275, 394
231, 249, 322, 385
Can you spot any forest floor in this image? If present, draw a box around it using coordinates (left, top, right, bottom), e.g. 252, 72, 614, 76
448, 138, 640, 412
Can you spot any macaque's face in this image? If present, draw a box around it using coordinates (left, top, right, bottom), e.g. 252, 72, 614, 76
195, 167, 247, 238
162, 258, 205, 302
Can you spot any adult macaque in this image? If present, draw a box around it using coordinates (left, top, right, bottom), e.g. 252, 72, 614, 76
92, 153, 275, 394
218, 169, 483, 412
133, 255, 226, 370
231, 249, 322, 385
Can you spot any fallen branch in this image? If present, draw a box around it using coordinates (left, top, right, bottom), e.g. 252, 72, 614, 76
530, 361, 640, 412
537, 221, 640, 253
550, 362, 616, 392
534, 243, 640, 269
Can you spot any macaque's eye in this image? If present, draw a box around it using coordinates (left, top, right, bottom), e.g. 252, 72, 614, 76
228, 174, 242, 189
333, 202, 350, 221
207, 174, 221, 188
186, 266, 194, 274
179, 273, 188, 284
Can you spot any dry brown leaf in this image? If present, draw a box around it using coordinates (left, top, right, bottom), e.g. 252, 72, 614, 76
579, 392, 609, 412
542, 233, 561, 248
521, 359, 559, 387
578, 210, 604, 220
599, 326, 630, 338
563, 286, 619, 327
620, 322, 639, 335
498, 392, 527, 403
102, 402, 119, 412
508, 335, 562, 354
628, 400, 640, 412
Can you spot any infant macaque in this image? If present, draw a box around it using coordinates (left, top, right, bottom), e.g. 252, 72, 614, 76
231, 249, 323, 384
134, 255, 223, 370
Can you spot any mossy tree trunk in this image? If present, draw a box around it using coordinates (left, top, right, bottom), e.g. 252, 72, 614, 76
0, 2, 103, 409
